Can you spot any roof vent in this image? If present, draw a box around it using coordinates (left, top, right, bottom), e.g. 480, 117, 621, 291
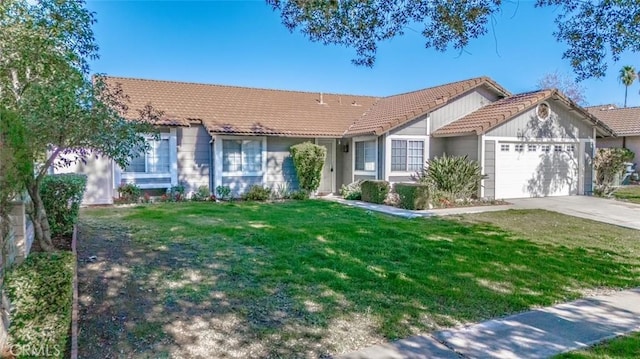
318, 92, 325, 105
351, 100, 361, 106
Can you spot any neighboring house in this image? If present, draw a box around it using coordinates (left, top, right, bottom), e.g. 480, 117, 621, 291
71, 76, 614, 204
586, 105, 640, 166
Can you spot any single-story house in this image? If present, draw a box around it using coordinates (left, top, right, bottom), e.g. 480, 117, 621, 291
67, 76, 614, 204
586, 105, 640, 166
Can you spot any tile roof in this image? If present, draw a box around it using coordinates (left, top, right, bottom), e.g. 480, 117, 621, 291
345, 76, 510, 136
432, 89, 615, 137
585, 105, 640, 136
104, 77, 379, 137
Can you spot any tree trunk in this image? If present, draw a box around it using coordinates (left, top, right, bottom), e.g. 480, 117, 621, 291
624, 86, 628, 108
26, 181, 54, 252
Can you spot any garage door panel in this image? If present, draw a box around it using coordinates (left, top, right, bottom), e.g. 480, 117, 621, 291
495, 142, 579, 199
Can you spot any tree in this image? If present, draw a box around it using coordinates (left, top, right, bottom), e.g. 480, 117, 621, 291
619, 65, 637, 107
268, 0, 640, 80
537, 71, 587, 105
0, 0, 159, 251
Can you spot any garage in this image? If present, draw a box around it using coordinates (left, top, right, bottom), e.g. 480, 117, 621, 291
494, 141, 579, 198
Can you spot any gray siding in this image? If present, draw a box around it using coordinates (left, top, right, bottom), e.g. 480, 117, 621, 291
341, 140, 354, 185
178, 125, 211, 195
354, 175, 376, 181
266, 137, 312, 191
444, 135, 479, 160
584, 142, 594, 194
378, 134, 385, 179
430, 137, 446, 158
487, 102, 593, 139
388, 175, 414, 182
484, 140, 496, 198
390, 115, 428, 136
223, 176, 263, 196
431, 87, 501, 132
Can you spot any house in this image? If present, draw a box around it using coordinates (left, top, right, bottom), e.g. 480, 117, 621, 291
69, 76, 614, 204
586, 105, 640, 166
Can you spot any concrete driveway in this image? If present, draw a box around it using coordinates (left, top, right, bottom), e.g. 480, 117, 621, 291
509, 196, 640, 231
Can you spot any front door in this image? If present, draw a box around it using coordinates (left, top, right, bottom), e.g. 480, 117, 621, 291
317, 139, 335, 194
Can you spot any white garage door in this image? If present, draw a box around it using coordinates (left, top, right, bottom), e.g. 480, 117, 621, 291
495, 142, 579, 199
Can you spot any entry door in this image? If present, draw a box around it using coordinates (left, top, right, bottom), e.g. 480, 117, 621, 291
317, 139, 335, 194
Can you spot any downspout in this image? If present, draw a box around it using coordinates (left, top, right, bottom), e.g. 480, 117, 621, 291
209, 137, 214, 194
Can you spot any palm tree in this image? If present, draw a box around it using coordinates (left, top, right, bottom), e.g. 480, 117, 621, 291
619, 65, 637, 107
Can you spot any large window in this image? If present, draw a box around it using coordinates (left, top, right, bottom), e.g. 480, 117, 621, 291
355, 140, 376, 171
223, 139, 262, 173
391, 139, 424, 172
125, 138, 170, 173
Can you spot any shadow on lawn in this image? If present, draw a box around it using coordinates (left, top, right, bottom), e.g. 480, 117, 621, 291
76, 202, 639, 358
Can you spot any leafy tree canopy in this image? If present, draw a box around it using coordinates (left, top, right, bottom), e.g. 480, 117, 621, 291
269, 0, 640, 80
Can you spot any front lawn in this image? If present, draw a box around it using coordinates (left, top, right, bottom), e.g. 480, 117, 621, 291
554, 332, 640, 358
614, 185, 640, 204
78, 201, 640, 358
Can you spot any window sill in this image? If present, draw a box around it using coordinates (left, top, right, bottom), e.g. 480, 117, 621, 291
354, 170, 377, 176
121, 172, 171, 179
222, 171, 264, 177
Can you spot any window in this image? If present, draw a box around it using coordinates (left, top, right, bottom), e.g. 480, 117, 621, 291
566, 145, 575, 152
355, 140, 376, 171
541, 144, 551, 153
391, 139, 424, 172
527, 144, 537, 152
125, 138, 170, 173
500, 144, 510, 152
554, 145, 563, 152
223, 139, 262, 173
515, 144, 524, 152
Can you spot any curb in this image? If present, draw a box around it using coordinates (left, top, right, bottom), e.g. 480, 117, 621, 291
71, 225, 78, 359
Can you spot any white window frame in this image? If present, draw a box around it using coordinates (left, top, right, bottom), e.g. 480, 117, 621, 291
352, 136, 378, 178
116, 129, 178, 189
213, 135, 267, 191
384, 135, 429, 178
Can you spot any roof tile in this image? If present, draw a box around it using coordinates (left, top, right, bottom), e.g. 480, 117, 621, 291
586, 105, 640, 136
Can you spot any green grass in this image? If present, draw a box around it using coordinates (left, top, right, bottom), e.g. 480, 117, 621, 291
555, 332, 640, 358
5, 252, 74, 359
80, 201, 640, 356
614, 185, 640, 204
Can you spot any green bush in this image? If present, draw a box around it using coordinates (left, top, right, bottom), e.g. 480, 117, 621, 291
166, 185, 186, 202
394, 183, 430, 210
340, 180, 362, 200
41, 174, 87, 237
360, 180, 390, 204
290, 142, 326, 194
117, 183, 141, 203
215, 185, 232, 201
415, 154, 485, 202
5, 252, 74, 359
242, 185, 272, 201
191, 185, 210, 201
290, 190, 310, 200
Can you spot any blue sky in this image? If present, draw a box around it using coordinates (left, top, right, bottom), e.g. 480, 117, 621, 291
87, 0, 640, 107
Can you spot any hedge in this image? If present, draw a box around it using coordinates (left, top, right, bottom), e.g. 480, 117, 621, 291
5, 252, 74, 358
361, 180, 390, 204
41, 174, 87, 237
290, 142, 326, 193
394, 183, 430, 210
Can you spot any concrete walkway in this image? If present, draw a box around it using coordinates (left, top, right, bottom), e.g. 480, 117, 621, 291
340, 288, 640, 359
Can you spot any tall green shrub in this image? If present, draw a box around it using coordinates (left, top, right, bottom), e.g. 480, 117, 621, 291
290, 142, 326, 194
361, 180, 390, 204
415, 154, 485, 202
594, 148, 635, 196
41, 174, 87, 238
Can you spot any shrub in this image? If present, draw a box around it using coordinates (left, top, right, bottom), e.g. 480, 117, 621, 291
272, 182, 292, 200
191, 185, 210, 201
594, 148, 635, 196
340, 180, 362, 200
414, 154, 485, 202
166, 185, 186, 202
242, 185, 271, 201
41, 174, 87, 237
394, 183, 430, 210
290, 190, 310, 200
5, 252, 74, 359
215, 185, 232, 201
360, 180, 390, 204
117, 183, 141, 203
290, 142, 326, 194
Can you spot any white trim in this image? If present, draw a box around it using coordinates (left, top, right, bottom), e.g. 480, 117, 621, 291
216, 135, 267, 178
118, 130, 178, 190
352, 136, 378, 179
484, 135, 583, 142
121, 172, 171, 179
315, 138, 337, 193
386, 135, 429, 177
479, 134, 486, 198
169, 128, 178, 186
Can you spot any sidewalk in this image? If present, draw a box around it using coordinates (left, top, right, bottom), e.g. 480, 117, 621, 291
339, 288, 640, 359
